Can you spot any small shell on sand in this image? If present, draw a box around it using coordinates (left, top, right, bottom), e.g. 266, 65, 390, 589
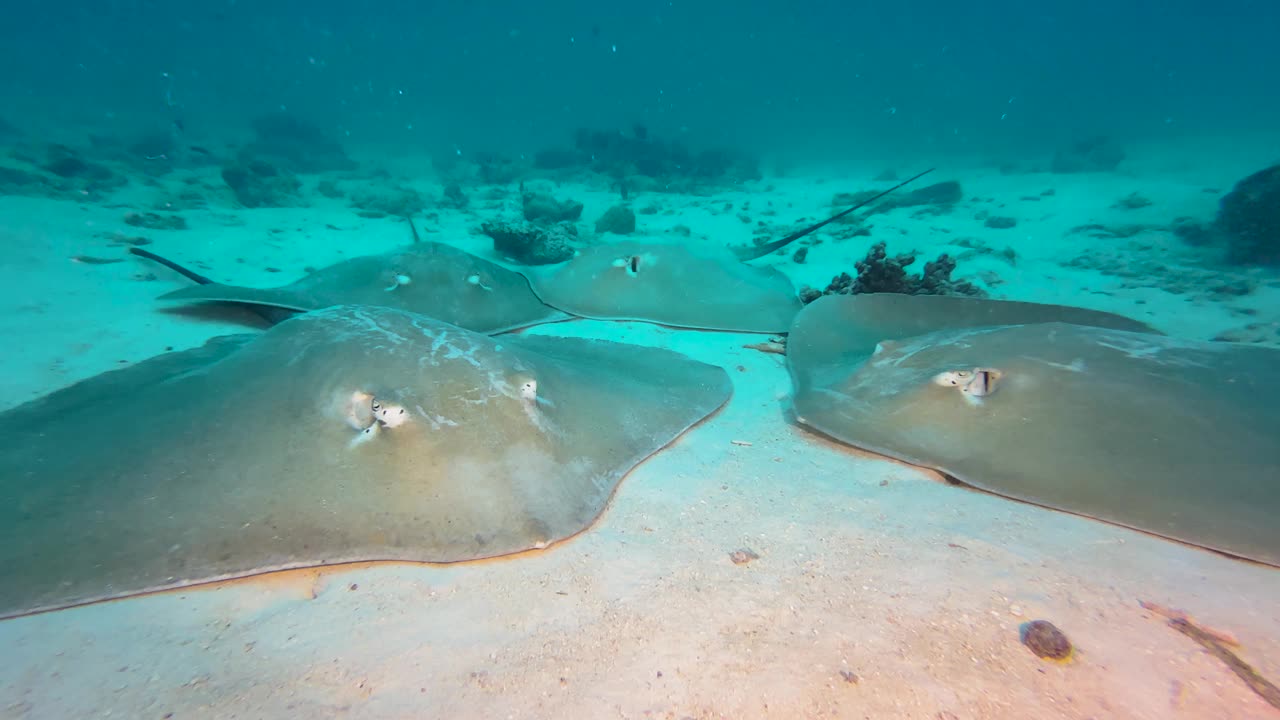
729, 548, 760, 565
1020, 620, 1073, 662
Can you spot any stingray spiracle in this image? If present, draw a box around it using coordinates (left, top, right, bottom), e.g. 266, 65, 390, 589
932, 369, 975, 387
371, 398, 411, 428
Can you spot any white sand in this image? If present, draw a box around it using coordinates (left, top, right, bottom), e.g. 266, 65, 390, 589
1, 155, 1278, 719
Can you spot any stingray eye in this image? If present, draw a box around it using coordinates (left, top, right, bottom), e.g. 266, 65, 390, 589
370, 400, 410, 427
383, 273, 411, 292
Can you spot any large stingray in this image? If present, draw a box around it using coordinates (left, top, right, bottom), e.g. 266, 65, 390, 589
0, 305, 731, 619
521, 170, 939, 333
788, 297, 1280, 565
526, 241, 804, 333
788, 293, 1160, 386
136, 242, 567, 333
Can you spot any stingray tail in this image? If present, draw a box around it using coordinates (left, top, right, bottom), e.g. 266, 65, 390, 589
129, 247, 214, 285
735, 167, 936, 262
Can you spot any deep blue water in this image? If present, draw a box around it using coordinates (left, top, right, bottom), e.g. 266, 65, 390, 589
3, 0, 1277, 165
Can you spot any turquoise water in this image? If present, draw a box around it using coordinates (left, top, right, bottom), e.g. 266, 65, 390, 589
1, 2, 1278, 718
3, 1, 1277, 163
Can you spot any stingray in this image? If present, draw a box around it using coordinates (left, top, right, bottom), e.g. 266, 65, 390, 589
520, 169, 937, 333
525, 240, 805, 332
788, 300, 1280, 565
788, 293, 1160, 387
0, 305, 731, 619
134, 241, 568, 333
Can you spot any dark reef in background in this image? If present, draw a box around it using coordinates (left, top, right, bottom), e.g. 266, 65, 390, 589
533, 126, 761, 191
0, 141, 127, 200
472, 152, 528, 185
216, 112, 357, 207
221, 158, 302, 208
1215, 164, 1280, 265
240, 112, 356, 174
1050, 137, 1126, 174
1168, 163, 1280, 266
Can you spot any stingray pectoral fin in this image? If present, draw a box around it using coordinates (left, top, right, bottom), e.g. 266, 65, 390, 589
0, 305, 733, 618
790, 320, 1280, 566
133, 247, 302, 323
158, 283, 314, 313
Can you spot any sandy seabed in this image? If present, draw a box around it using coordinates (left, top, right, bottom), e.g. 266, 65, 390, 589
2, 141, 1279, 719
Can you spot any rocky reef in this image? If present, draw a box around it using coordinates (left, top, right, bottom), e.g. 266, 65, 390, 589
1216, 164, 1280, 265
799, 242, 984, 303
